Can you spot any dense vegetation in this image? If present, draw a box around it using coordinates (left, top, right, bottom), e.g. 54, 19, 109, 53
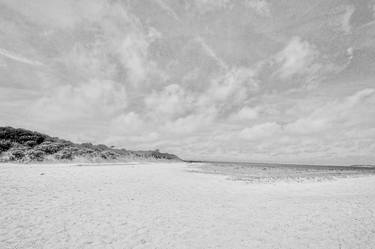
0, 127, 181, 163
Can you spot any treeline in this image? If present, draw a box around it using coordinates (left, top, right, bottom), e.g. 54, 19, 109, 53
0, 127, 180, 163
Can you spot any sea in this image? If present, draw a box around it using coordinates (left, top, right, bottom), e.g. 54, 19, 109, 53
186, 161, 375, 183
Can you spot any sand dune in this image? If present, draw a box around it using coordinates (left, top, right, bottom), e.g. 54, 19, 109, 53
1, 162, 375, 249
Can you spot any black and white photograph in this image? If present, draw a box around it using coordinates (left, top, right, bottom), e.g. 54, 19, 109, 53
1, 0, 375, 248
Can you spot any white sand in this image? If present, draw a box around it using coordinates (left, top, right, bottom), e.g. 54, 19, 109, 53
1, 162, 375, 249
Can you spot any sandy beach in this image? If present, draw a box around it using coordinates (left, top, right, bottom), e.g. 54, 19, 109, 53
1, 162, 375, 249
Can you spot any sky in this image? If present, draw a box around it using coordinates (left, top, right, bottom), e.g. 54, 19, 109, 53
0, 0, 375, 165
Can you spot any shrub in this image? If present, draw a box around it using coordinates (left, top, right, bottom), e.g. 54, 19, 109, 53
26, 149, 45, 161
80, 143, 93, 148
35, 141, 67, 154
24, 140, 38, 147
100, 150, 119, 160
0, 126, 181, 162
0, 140, 12, 152
8, 149, 26, 161
95, 144, 109, 151
54, 149, 74, 160
0, 127, 47, 145
75, 148, 100, 159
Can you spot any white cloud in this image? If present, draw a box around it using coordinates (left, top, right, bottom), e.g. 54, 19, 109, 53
119, 34, 150, 84
194, 0, 231, 12
154, 0, 180, 21
30, 80, 127, 122
101, 5, 163, 87
164, 107, 217, 135
110, 112, 144, 135
341, 5, 355, 34
239, 122, 282, 140
205, 67, 257, 105
329, 5, 355, 34
0, 48, 43, 66
230, 106, 259, 121
194, 0, 271, 16
145, 84, 194, 118
245, 0, 271, 17
286, 88, 375, 135
346, 88, 375, 105
274, 36, 318, 79
1, 0, 107, 28
194, 37, 227, 69
286, 118, 328, 135
60, 42, 115, 79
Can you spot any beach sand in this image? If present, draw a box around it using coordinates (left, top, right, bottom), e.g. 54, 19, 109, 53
1, 162, 375, 249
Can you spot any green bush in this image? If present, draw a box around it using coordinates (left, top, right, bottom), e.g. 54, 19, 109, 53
8, 149, 26, 161
0, 126, 181, 162
100, 150, 120, 160
26, 149, 45, 161
54, 149, 74, 160
0, 140, 12, 152
35, 141, 67, 154
0, 127, 47, 149
24, 140, 38, 147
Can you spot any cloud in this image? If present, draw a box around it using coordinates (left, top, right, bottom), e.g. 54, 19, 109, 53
329, 5, 355, 34
119, 34, 152, 84
230, 106, 259, 121
194, 0, 272, 16
286, 118, 328, 135
193, 0, 231, 12
164, 108, 217, 135
239, 122, 282, 140
109, 112, 144, 135
1, 0, 106, 28
194, 37, 227, 69
262, 35, 348, 89
154, 0, 180, 21
145, 84, 194, 118
346, 88, 375, 105
205, 67, 258, 107
30, 79, 127, 122
0, 48, 43, 66
274, 36, 318, 79
245, 0, 271, 17
341, 5, 355, 34
285, 88, 375, 135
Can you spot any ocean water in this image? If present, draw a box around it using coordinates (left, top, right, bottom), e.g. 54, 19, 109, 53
187, 161, 375, 183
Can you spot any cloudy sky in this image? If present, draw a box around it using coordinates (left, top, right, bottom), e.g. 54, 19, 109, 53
1, 0, 375, 165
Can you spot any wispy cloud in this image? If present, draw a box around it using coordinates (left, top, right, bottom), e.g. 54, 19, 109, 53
245, 0, 271, 17
338, 5, 355, 34
274, 36, 318, 79
0, 48, 43, 66
195, 37, 228, 70
154, 0, 180, 21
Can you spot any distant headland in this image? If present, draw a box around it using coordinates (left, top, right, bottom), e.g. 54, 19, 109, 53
0, 126, 181, 163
